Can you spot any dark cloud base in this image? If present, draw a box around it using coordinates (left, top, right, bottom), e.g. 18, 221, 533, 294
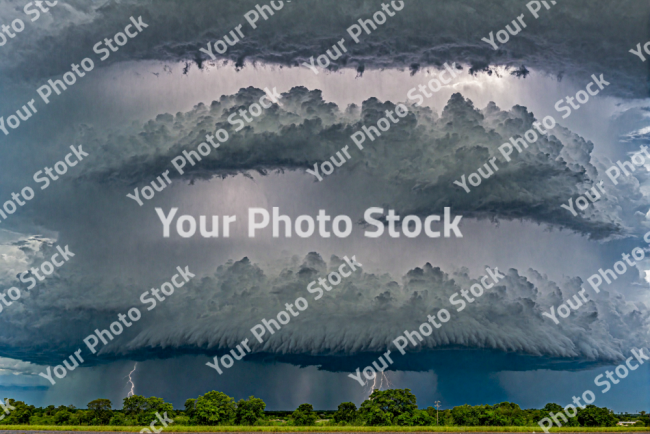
2, 0, 649, 98
1, 252, 647, 372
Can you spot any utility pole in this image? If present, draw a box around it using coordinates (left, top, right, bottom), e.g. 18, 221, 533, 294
435, 401, 441, 426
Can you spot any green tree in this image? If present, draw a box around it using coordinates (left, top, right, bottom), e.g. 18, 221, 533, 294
1, 399, 34, 425
412, 409, 435, 426
184, 398, 197, 419
87, 399, 112, 425
138, 397, 173, 425
442, 409, 455, 426
108, 413, 127, 426
192, 391, 236, 425
234, 396, 266, 425
543, 403, 563, 413
123, 395, 148, 416
450, 404, 481, 426
396, 409, 434, 426
360, 405, 392, 426
71, 409, 94, 426
53, 408, 71, 425
533, 403, 568, 427
333, 402, 357, 424
358, 389, 418, 425
122, 395, 173, 425
290, 403, 318, 426
489, 402, 527, 426
68, 412, 81, 426
577, 405, 619, 427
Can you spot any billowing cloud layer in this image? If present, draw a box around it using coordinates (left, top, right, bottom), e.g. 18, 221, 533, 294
0, 0, 647, 98
73, 87, 650, 239
0, 246, 647, 371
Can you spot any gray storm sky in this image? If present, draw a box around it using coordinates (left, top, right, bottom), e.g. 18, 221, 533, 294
0, 0, 648, 412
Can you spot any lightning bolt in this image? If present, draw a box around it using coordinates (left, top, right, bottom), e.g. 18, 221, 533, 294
380, 371, 393, 388
126, 362, 137, 397
366, 371, 393, 397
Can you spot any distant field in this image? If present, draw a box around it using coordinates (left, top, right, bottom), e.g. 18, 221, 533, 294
0, 426, 647, 433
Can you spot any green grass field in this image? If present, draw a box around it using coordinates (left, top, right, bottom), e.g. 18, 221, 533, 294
0, 426, 647, 432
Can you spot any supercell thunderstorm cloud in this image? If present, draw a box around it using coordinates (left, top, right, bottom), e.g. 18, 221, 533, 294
0, 0, 649, 417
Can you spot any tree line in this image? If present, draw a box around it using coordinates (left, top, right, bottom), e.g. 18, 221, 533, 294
1, 389, 647, 427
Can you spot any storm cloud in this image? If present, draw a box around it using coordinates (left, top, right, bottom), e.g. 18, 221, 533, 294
0, 0, 648, 99
69, 86, 650, 240
0, 244, 647, 372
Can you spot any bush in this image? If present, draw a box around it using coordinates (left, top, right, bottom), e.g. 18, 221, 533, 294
450, 404, 481, 426
87, 399, 112, 425
192, 391, 236, 425
172, 415, 190, 425
53, 409, 71, 425
184, 399, 196, 420
68, 410, 93, 426
364, 406, 393, 426
333, 402, 357, 424
108, 413, 127, 426
234, 396, 266, 425
359, 389, 418, 426
123, 395, 174, 426
410, 409, 435, 426
2, 400, 35, 425
578, 405, 619, 427
290, 403, 317, 426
